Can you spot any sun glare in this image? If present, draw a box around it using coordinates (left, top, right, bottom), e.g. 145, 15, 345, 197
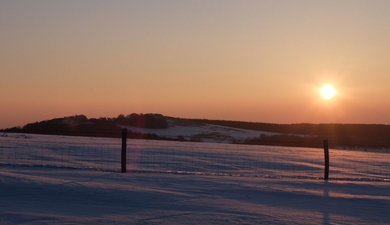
320, 85, 336, 100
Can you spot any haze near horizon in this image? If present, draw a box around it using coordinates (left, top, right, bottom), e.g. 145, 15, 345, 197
1, 0, 390, 128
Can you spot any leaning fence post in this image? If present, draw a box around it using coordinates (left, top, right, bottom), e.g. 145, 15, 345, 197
121, 128, 127, 173
323, 140, 329, 180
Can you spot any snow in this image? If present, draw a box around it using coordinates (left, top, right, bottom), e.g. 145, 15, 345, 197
122, 121, 280, 143
0, 133, 389, 224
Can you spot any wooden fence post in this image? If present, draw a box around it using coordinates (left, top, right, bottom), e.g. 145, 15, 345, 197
323, 140, 329, 180
121, 128, 127, 173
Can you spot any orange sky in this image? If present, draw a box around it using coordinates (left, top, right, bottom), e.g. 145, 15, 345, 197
1, 1, 390, 128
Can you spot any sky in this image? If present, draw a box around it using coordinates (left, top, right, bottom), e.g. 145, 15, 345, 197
1, 0, 390, 128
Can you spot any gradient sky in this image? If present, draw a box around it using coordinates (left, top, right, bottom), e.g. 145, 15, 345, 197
1, 0, 390, 128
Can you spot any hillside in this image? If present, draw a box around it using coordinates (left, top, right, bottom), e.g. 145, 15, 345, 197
2, 114, 390, 150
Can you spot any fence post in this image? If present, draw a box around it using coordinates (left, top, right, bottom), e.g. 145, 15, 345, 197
121, 128, 127, 173
323, 140, 329, 180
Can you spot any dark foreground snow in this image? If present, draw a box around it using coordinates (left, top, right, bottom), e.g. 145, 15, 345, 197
1, 168, 389, 225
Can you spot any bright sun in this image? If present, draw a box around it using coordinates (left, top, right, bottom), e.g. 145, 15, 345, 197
320, 84, 336, 100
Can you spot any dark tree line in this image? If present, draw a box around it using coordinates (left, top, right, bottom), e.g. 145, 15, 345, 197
1, 113, 169, 138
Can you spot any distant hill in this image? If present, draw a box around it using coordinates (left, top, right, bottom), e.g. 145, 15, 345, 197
2, 114, 390, 150
1, 114, 171, 140
189, 119, 390, 149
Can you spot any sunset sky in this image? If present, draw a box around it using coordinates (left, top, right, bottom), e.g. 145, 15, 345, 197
1, 0, 390, 128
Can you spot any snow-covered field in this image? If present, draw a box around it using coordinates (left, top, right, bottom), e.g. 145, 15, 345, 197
123, 120, 280, 143
1, 133, 389, 224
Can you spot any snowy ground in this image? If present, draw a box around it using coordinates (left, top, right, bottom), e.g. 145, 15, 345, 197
0, 133, 389, 224
122, 120, 280, 143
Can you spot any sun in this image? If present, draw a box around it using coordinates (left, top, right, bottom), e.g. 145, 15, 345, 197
320, 84, 336, 100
